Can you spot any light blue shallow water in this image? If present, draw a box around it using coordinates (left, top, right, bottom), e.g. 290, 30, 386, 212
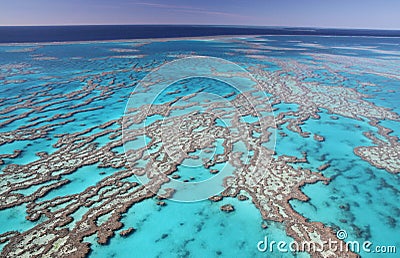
287, 111, 400, 255
88, 197, 308, 258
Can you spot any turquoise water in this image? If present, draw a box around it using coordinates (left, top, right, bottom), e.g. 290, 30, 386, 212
36, 164, 120, 203
286, 111, 400, 255
88, 197, 306, 258
0, 205, 44, 234
0, 35, 399, 257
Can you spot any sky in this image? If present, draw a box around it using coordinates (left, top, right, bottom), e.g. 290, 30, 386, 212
1, 0, 399, 29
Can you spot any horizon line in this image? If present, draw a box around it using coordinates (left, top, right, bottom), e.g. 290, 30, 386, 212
1, 24, 399, 31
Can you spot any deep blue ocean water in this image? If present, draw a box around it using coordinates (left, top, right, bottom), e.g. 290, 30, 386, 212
1, 25, 400, 43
